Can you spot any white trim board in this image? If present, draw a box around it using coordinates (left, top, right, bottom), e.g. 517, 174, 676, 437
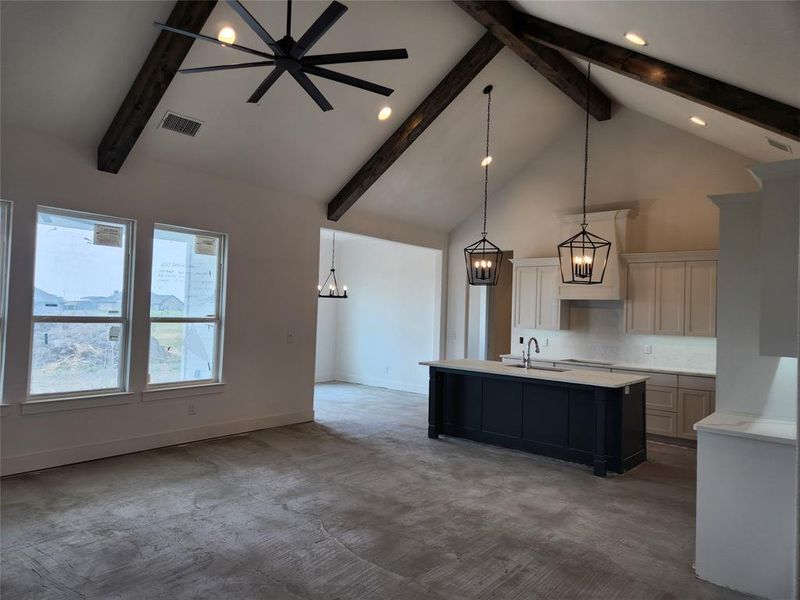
1, 409, 314, 476
334, 372, 428, 395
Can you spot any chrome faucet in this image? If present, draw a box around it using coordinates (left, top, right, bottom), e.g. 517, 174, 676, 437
521, 337, 540, 369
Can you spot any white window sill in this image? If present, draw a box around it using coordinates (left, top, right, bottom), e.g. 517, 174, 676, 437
20, 392, 136, 416
141, 382, 225, 403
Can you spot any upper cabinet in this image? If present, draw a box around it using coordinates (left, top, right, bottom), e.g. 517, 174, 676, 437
512, 258, 569, 331
623, 251, 718, 337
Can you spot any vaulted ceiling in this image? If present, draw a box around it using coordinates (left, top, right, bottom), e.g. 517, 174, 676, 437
2, 1, 798, 232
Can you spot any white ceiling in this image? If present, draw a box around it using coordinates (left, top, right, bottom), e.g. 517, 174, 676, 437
2, 1, 798, 233
513, 0, 800, 162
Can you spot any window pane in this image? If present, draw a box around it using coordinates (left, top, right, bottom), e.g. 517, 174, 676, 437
148, 322, 217, 385
34, 211, 128, 317
151, 228, 220, 318
30, 322, 123, 395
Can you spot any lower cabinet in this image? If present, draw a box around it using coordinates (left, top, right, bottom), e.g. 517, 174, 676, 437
612, 369, 715, 441
677, 389, 715, 440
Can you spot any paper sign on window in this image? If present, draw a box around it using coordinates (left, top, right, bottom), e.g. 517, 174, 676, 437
195, 235, 217, 256
93, 224, 123, 247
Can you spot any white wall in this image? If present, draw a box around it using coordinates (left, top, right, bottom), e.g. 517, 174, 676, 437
713, 193, 797, 420
446, 107, 759, 362
314, 232, 440, 394
0, 127, 446, 474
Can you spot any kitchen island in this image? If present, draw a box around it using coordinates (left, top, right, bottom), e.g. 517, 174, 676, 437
421, 359, 649, 477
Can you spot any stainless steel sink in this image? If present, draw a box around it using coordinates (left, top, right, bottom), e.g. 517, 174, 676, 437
507, 365, 568, 372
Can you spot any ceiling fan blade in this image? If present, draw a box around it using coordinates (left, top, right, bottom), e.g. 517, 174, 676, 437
303, 66, 393, 96
154, 22, 273, 59
247, 67, 286, 103
303, 49, 408, 66
289, 71, 333, 111
179, 61, 274, 74
290, 1, 348, 59
226, 0, 285, 56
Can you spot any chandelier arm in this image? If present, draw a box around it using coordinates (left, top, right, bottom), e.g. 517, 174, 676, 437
287, 0, 292, 38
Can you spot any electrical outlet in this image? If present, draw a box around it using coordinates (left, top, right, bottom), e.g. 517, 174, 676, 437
644, 344, 652, 355
286, 333, 294, 345
543, 338, 550, 347
188, 404, 196, 416
384, 366, 390, 374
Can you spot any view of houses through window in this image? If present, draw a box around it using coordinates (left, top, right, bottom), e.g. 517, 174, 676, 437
148, 225, 225, 386
29, 208, 133, 396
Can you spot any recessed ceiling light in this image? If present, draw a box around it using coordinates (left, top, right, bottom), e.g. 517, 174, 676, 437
378, 106, 392, 121
481, 156, 492, 167
217, 26, 236, 45
624, 32, 647, 46
690, 116, 707, 126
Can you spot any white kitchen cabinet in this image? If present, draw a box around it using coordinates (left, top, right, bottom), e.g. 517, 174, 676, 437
625, 263, 656, 334
684, 261, 717, 337
655, 262, 685, 335
511, 258, 568, 331
623, 252, 718, 337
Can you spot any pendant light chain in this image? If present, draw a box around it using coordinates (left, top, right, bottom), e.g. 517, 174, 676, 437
331, 231, 336, 270
482, 88, 491, 237
582, 63, 591, 229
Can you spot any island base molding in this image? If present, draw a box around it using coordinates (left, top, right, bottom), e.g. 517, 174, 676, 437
427, 367, 647, 477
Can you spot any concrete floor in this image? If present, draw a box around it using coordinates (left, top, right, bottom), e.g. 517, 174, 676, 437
1, 382, 752, 600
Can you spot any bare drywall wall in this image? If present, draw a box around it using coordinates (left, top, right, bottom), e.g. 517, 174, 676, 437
446, 107, 759, 361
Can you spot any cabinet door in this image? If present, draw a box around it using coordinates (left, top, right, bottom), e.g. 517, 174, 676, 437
536, 265, 561, 330
677, 389, 714, 440
655, 262, 685, 335
646, 409, 677, 436
685, 261, 717, 337
514, 266, 538, 329
646, 385, 678, 412
626, 263, 656, 333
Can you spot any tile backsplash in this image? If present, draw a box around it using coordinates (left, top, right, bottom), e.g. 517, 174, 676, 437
511, 300, 716, 372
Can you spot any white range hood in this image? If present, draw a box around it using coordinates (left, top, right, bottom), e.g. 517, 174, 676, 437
558, 209, 636, 300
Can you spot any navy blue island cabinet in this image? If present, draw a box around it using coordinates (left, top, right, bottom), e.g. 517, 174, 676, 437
425, 362, 647, 477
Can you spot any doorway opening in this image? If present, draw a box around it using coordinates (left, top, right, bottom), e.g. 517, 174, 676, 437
314, 229, 443, 395
466, 250, 513, 361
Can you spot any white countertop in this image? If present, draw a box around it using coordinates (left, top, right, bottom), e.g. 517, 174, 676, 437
420, 359, 648, 389
694, 411, 796, 446
499, 355, 716, 378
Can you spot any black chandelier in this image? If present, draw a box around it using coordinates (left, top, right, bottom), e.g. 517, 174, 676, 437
557, 63, 611, 285
464, 84, 503, 287
318, 232, 348, 298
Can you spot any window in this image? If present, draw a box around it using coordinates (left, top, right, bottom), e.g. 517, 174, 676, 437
148, 225, 226, 387
0, 201, 11, 392
29, 208, 133, 397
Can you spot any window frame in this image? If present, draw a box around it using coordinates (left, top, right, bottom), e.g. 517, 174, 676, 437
27, 206, 135, 400
147, 223, 227, 390
0, 200, 12, 398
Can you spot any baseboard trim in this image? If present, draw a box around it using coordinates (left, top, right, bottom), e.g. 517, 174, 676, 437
1, 409, 314, 476
334, 372, 427, 395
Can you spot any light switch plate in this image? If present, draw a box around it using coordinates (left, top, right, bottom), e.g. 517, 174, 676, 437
644, 344, 652, 355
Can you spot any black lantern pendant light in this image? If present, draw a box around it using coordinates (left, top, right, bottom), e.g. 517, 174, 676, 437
318, 232, 348, 298
557, 63, 611, 285
464, 84, 503, 287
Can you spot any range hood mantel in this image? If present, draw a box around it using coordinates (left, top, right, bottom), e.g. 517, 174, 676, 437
558, 209, 636, 300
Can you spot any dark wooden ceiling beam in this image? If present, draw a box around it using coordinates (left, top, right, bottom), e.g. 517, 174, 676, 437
515, 9, 800, 142
97, 1, 218, 173
454, 1, 611, 121
327, 32, 503, 221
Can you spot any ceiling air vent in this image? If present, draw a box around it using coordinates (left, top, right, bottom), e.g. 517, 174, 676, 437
159, 111, 202, 137
767, 137, 792, 153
